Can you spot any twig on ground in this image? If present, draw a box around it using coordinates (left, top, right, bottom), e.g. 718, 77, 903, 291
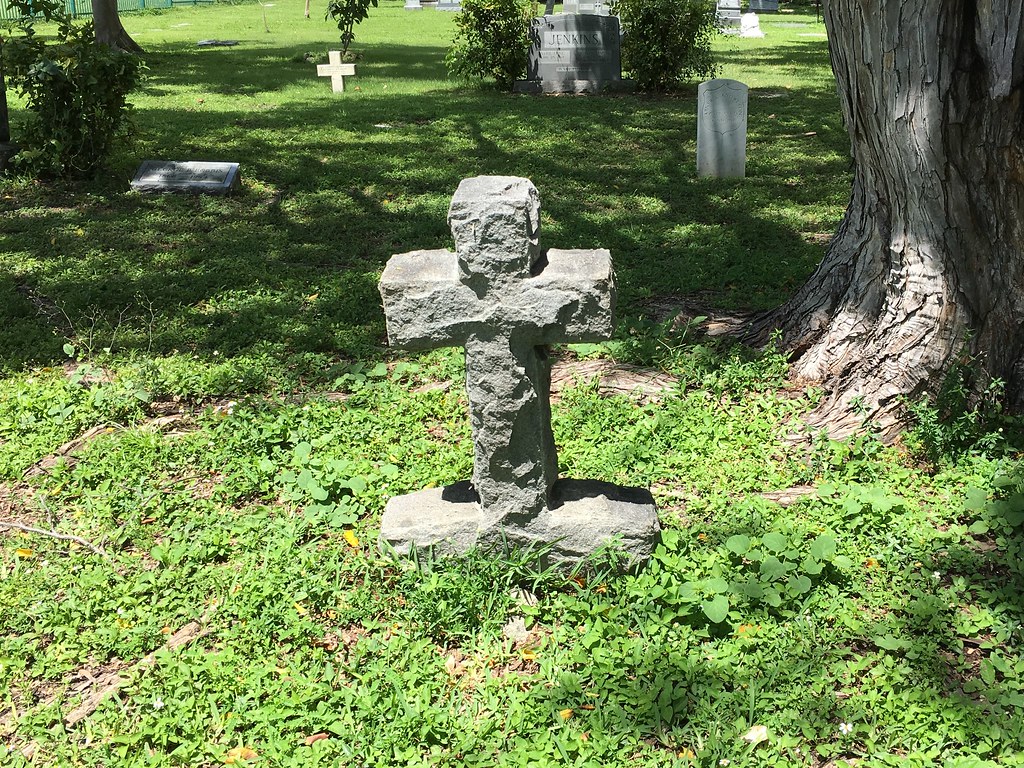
64, 614, 213, 727
0, 521, 107, 557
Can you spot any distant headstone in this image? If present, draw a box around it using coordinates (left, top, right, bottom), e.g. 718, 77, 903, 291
436, 0, 461, 9
561, 0, 609, 14
740, 12, 764, 37
716, 0, 741, 32
196, 39, 238, 47
404, 0, 422, 9
131, 161, 241, 195
317, 50, 356, 93
514, 14, 632, 94
378, 176, 659, 566
697, 79, 749, 178
748, 0, 778, 11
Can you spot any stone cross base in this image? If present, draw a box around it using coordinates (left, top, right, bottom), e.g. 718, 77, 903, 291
380, 479, 659, 568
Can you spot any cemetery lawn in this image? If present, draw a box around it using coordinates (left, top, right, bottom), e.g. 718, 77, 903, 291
2, 2, 1024, 766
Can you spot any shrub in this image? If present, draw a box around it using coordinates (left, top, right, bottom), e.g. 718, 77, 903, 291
325, 0, 378, 58
612, 0, 717, 91
3, 0, 142, 178
446, 0, 532, 91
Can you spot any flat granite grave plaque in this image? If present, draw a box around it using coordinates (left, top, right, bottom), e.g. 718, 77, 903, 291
378, 176, 659, 566
696, 78, 748, 178
515, 14, 631, 94
131, 160, 241, 195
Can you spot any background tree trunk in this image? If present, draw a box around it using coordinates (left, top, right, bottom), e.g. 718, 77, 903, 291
92, 0, 144, 53
747, 0, 1024, 440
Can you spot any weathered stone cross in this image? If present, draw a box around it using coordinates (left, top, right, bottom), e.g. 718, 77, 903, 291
378, 176, 658, 564
317, 50, 356, 93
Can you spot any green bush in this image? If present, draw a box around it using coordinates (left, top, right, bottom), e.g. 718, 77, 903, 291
325, 0, 378, 58
612, 0, 717, 91
3, 0, 142, 178
445, 0, 531, 91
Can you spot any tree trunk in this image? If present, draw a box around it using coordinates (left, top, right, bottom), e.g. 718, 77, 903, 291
747, 0, 1024, 440
92, 0, 144, 53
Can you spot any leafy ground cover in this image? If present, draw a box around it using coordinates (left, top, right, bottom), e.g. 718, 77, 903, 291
2, 3, 1023, 766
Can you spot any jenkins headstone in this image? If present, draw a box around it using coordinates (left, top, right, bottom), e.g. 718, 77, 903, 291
515, 14, 629, 94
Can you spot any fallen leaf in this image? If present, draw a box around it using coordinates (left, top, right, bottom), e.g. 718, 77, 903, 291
223, 746, 258, 763
559, 708, 574, 720
303, 733, 329, 746
742, 724, 769, 745
343, 529, 360, 548
16, 548, 34, 559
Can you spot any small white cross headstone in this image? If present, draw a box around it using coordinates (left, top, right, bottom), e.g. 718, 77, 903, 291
696, 78, 749, 178
317, 50, 356, 93
378, 176, 659, 566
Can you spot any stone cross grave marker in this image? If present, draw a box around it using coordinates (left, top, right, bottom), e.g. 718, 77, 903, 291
378, 176, 659, 565
317, 50, 356, 93
696, 78, 749, 178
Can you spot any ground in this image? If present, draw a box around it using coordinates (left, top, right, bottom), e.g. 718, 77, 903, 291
0, 2, 1023, 766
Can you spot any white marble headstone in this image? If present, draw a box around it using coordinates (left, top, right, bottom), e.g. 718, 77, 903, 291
696, 78, 749, 178
740, 13, 764, 37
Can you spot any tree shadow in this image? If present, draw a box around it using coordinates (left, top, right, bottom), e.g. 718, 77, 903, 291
0, 32, 846, 377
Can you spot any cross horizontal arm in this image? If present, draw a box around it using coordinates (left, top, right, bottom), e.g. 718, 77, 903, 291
379, 250, 480, 349
529, 248, 616, 344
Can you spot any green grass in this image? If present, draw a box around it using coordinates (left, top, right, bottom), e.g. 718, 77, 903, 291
2, 3, 1024, 766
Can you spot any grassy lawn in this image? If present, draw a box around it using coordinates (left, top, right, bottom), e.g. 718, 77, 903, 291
2, 3, 1023, 766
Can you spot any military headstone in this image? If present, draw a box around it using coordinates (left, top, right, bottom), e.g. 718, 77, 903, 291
378, 176, 659, 565
740, 12, 764, 37
130, 161, 241, 195
317, 50, 356, 93
514, 14, 631, 94
404, 0, 422, 9
436, 0, 460, 9
696, 79, 749, 178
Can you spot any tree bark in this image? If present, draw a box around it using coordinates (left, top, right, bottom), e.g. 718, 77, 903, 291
747, 0, 1024, 440
92, 0, 144, 53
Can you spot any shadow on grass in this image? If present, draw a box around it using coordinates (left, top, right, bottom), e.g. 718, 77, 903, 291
0, 35, 848, 376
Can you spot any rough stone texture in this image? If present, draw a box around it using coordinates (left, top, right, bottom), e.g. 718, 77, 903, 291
380, 480, 659, 567
378, 176, 659, 566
